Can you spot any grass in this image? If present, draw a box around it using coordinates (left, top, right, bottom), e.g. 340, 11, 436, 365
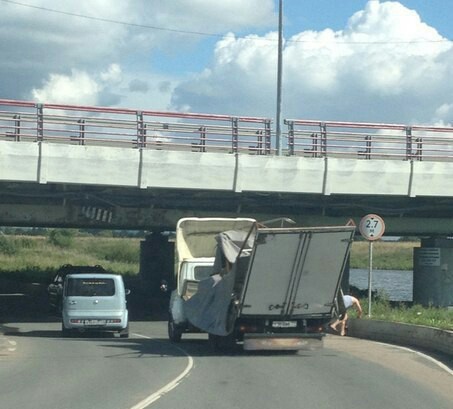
357, 296, 452, 331
350, 240, 419, 270
0, 235, 140, 282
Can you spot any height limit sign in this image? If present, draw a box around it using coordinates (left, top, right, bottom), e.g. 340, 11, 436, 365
359, 214, 385, 241
359, 214, 385, 317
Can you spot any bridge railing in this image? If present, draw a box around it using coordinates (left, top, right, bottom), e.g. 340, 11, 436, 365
285, 120, 453, 161
2, 99, 453, 161
0, 99, 272, 155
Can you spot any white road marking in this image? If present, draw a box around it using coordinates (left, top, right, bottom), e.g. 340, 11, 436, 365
128, 333, 194, 409
375, 341, 453, 376
7, 339, 17, 352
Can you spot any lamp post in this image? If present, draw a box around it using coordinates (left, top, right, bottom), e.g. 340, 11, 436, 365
276, 0, 283, 156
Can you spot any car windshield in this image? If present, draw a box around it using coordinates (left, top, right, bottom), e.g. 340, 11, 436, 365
66, 278, 115, 297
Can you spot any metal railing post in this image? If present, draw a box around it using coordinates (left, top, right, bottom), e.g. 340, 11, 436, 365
309, 133, 318, 158
255, 130, 263, 155
359, 135, 372, 159
136, 111, 145, 148
199, 126, 206, 152
405, 127, 412, 160
286, 120, 294, 156
78, 119, 85, 145
320, 122, 327, 157
232, 118, 239, 153
36, 103, 43, 141
415, 137, 423, 161
265, 119, 272, 154
14, 114, 21, 141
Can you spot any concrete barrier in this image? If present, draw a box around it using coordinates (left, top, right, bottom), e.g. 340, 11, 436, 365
348, 319, 453, 357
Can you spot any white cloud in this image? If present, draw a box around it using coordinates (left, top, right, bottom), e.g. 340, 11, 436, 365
31, 69, 101, 105
434, 104, 453, 124
172, 1, 453, 125
1, 0, 275, 102
30, 63, 177, 111
3, 0, 453, 127
100, 64, 122, 84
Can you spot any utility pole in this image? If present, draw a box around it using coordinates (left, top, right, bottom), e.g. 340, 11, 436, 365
276, 0, 283, 156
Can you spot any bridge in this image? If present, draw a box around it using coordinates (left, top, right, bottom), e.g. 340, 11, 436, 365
1, 98, 453, 235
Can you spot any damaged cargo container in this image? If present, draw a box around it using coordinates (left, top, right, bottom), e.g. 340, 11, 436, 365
168, 217, 355, 351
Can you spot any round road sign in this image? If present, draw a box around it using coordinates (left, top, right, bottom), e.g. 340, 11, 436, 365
359, 214, 385, 241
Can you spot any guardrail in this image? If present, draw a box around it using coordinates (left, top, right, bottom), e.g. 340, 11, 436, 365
285, 119, 453, 161
348, 319, 453, 358
0, 99, 272, 155
1, 99, 453, 161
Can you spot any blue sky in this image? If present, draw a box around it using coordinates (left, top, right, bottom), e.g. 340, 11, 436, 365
289, 1, 452, 37
1, 0, 452, 125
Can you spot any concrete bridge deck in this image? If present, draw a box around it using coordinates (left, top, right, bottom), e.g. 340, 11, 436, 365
1, 99, 453, 234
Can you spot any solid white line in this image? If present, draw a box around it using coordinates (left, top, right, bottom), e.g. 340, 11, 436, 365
7, 339, 17, 352
128, 333, 194, 409
375, 341, 453, 376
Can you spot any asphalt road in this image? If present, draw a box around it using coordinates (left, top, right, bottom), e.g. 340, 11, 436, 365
1, 320, 452, 409
0, 283, 452, 409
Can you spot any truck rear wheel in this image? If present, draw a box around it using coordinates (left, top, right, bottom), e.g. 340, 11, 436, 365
168, 316, 183, 343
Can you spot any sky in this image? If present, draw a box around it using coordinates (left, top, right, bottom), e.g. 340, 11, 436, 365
1, 0, 452, 126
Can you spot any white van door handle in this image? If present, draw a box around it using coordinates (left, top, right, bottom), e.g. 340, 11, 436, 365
70, 300, 77, 305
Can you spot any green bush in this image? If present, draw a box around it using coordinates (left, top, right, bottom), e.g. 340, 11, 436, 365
94, 240, 140, 264
0, 235, 17, 255
48, 229, 75, 248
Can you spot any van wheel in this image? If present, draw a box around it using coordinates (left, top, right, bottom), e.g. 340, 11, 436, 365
168, 316, 182, 343
61, 323, 72, 338
119, 324, 129, 338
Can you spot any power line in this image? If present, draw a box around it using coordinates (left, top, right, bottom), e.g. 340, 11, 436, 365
1, 0, 227, 38
2, 0, 452, 45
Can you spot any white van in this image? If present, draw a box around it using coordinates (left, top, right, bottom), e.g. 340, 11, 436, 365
61, 273, 130, 337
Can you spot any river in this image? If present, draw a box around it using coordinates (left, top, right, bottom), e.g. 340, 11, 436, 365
349, 269, 413, 302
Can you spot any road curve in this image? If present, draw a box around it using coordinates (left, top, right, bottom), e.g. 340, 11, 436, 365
1, 321, 451, 409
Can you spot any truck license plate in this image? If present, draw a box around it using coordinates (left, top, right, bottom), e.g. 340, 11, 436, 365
272, 320, 297, 328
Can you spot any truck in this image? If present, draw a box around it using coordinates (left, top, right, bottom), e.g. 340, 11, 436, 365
167, 217, 355, 351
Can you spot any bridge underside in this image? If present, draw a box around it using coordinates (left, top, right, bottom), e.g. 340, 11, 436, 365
2, 181, 453, 236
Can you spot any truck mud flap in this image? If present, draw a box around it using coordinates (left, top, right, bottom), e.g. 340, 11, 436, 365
243, 333, 324, 351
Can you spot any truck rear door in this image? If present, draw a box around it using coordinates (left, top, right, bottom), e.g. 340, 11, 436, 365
239, 227, 354, 318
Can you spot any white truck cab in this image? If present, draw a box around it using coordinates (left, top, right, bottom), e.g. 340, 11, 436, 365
177, 257, 215, 300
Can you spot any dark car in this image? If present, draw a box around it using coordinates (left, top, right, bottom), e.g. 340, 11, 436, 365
47, 264, 107, 313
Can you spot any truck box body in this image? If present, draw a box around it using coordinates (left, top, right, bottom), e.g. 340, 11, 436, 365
169, 217, 355, 351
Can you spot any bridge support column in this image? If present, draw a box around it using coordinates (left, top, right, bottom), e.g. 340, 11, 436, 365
139, 233, 175, 297
135, 232, 175, 318
413, 238, 453, 307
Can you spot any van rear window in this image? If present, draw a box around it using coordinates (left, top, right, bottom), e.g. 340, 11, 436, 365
66, 278, 115, 296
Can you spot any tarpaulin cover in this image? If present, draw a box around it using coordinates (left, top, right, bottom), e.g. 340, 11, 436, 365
184, 229, 254, 335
